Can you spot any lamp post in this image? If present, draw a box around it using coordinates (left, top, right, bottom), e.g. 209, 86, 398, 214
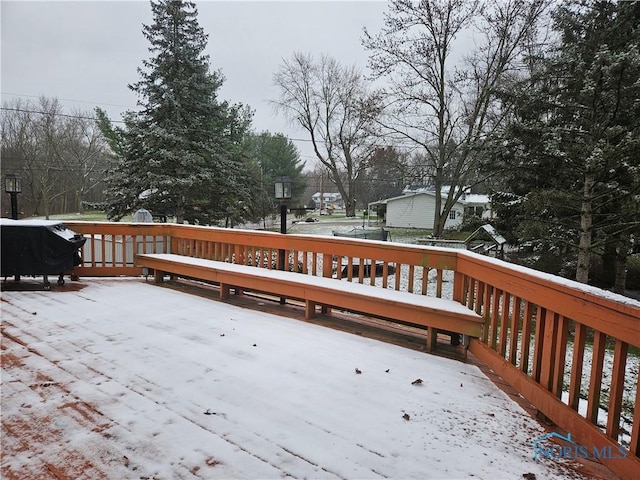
274, 176, 291, 235
4, 173, 21, 220
274, 176, 291, 304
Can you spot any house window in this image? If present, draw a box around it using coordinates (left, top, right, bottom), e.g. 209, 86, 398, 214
464, 206, 484, 217
449, 210, 457, 220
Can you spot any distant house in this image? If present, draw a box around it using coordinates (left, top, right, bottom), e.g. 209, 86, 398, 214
311, 192, 344, 209
371, 186, 492, 230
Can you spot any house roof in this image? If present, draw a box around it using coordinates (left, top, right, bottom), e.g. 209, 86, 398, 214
461, 194, 490, 205
380, 189, 489, 207
384, 191, 465, 206
398, 186, 490, 206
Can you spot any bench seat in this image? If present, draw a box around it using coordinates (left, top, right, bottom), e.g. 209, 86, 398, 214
135, 253, 483, 352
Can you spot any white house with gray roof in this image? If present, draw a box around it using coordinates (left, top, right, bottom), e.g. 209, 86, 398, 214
370, 186, 492, 230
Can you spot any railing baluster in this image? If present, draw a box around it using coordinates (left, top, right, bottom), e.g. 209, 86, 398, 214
551, 315, 570, 398
111, 235, 117, 267
124, 235, 130, 266
508, 297, 521, 365
568, 323, 587, 410
371, 258, 379, 286
587, 331, 607, 424
322, 253, 332, 278
466, 277, 476, 310
531, 307, 546, 383
539, 310, 559, 392
383, 262, 389, 288
408, 264, 415, 292
519, 301, 534, 374
101, 234, 107, 267
606, 339, 628, 440
490, 289, 501, 349
498, 292, 511, 357
312, 252, 318, 275
475, 281, 485, 316
89, 234, 96, 267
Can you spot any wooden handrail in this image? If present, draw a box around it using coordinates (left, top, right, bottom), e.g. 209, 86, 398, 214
457, 251, 640, 342
65, 221, 640, 480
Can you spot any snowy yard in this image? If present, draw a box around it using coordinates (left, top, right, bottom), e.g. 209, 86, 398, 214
1, 278, 591, 479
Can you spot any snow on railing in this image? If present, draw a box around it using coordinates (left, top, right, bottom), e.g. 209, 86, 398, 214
456, 250, 639, 480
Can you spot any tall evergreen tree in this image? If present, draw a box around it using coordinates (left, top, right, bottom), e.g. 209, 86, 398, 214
490, 0, 640, 288
101, 0, 252, 224
241, 131, 306, 226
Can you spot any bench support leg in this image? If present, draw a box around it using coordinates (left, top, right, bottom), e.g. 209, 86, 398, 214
462, 335, 470, 359
305, 300, 316, 320
426, 327, 437, 353
154, 269, 164, 284
220, 283, 230, 299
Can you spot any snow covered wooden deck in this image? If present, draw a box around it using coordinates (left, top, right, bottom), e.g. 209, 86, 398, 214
1, 278, 599, 479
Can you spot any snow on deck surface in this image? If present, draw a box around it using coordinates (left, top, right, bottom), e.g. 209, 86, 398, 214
1, 278, 587, 479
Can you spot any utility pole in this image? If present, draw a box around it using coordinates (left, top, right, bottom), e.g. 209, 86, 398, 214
319, 171, 324, 213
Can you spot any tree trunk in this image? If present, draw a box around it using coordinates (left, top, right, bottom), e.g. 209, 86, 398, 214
433, 195, 443, 237
433, 174, 444, 238
576, 172, 595, 284
345, 201, 356, 217
614, 232, 631, 294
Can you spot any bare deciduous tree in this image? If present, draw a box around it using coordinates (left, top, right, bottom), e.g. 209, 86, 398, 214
363, 0, 549, 236
1, 97, 109, 217
273, 52, 380, 217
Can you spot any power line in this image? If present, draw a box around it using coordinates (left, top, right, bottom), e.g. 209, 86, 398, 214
1, 92, 137, 112
1, 102, 421, 154
0, 106, 127, 125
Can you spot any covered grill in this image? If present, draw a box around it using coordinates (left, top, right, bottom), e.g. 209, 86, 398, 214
1, 219, 86, 290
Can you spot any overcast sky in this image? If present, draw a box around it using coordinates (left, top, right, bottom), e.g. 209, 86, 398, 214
1, 0, 388, 166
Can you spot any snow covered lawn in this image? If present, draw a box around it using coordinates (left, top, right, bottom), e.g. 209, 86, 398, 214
2, 278, 589, 479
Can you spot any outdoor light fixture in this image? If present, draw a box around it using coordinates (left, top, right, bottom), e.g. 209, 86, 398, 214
274, 176, 292, 201
4, 173, 22, 220
274, 176, 292, 237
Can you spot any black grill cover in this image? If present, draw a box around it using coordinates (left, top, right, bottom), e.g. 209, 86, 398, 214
1, 219, 86, 277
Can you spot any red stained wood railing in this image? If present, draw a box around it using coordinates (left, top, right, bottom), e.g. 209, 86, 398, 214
456, 251, 639, 480
65, 221, 640, 480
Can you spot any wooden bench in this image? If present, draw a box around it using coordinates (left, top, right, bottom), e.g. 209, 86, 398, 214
135, 253, 484, 352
